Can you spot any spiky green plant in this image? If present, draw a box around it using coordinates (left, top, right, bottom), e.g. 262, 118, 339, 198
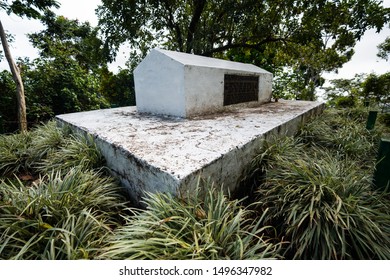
26, 121, 69, 169
0, 168, 127, 259
0, 121, 103, 178
299, 109, 380, 165
0, 132, 32, 176
252, 136, 390, 259
99, 182, 281, 260
36, 134, 104, 174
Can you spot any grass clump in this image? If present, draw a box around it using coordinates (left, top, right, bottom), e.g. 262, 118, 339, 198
35, 133, 104, 174
0, 133, 32, 176
299, 109, 380, 165
0, 121, 127, 259
0, 168, 127, 260
26, 122, 70, 167
99, 181, 281, 260
0, 121, 104, 178
248, 108, 390, 259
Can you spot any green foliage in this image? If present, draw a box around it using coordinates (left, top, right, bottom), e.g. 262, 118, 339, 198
98, 0, 389, 57
23, 12, 113, 124
99, 68, 136, 107
36, 133, 105, 174
324, 72, 390, 109
99, 182, 281, 260
377, 36, 390, 61
25, 10, 115, 116
323, 74, 365, 108
254, 140, 390, 259
26, 121, 69, 164
0, 121, 128, 260
0, 132, 32, 176
0, 13, 119, 131
0, 70, 18, 132
333, 95, 358, 108
362, 72, 390, 104
1, 10, 132, 131
29, 11, 110, 71
22, 58, 110, 118
271, 67, 324, 101
2, 107, 390, 260
249, 109, 390, 259
97, 0, 390, 100
299, 108, 380, 164
378, 113, 390, 127
0, 169, 127, 259
0, 121, 104, 177
1, 0, 59, 19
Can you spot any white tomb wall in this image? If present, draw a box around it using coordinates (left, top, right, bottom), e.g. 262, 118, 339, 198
184, 65, 224, 117
134, 48, 273, 118
134, 49, 186, 117
258, 73, 273, 103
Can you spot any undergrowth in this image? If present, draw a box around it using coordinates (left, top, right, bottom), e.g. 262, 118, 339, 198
248, 108, 390, 259
0, 122, 128, 259
0, 107, 389, 260
99, 182, 282, 260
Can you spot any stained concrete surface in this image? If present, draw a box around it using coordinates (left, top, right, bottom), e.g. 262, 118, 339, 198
56, 100, 324, 205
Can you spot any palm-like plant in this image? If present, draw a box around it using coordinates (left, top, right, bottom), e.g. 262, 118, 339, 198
35, 133, 104, 174
299, 109, 380, 166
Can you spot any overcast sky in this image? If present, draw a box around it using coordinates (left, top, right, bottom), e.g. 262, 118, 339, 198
0, 0, 389, 80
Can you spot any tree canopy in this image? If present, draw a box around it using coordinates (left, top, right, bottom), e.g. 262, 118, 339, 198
97, 0, 389, 61
1, 0, 59, 131
1, 0, 390, 132
377, 36, 390, 61
324, 72, 390, 108
97, 0, 390, 100
28, 11, 110, 71
1, 0, 59, 18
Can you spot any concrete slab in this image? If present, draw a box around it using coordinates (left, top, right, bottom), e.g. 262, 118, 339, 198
56, 100, 324, 205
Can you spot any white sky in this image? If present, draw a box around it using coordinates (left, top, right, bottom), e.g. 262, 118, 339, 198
0, 0, 389, 79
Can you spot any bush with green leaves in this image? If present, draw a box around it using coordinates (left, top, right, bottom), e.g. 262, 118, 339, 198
299, 108, 380, 161
99, 181, 282, 260
0, 121, 128, 260
0, 121, 104, 177
0, 132, 32, 176
249, 109, 390, 259
0, 168, 127, 260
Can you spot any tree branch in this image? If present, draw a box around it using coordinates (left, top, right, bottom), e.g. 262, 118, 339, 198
186, 0, 206, 54
161, 0, 184, 52
201, 37, 288, 56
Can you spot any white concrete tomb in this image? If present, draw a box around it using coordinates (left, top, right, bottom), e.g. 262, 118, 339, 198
56, 49, 324, 206
56, 100, 324, 206
134, 48, 273, 118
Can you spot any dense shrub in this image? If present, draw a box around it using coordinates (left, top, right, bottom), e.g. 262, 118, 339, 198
249, 109, 390, 259
0, 121, 104, 177
0, 169, 127, 259
99, 182, 281, 260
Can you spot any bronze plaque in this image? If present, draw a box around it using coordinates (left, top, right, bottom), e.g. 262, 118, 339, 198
224, 74, 259, 106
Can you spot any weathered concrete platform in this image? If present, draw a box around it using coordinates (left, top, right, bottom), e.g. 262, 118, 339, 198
56, 100, 324, 205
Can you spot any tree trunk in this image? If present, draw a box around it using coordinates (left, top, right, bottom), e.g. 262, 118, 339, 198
0, 19, 27, 132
